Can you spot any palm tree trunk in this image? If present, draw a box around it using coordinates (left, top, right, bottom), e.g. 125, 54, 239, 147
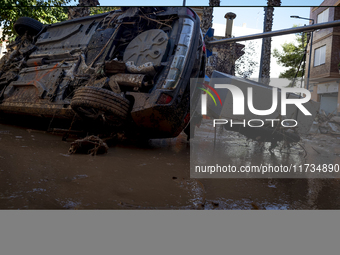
68, 0, 100, 20
201, 7, 213, 35
260, 0, 281, 84
200, 0, 220, 34
201, 1, 220, 76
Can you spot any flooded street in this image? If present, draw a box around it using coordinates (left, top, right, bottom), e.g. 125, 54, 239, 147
1, 120, 340, 210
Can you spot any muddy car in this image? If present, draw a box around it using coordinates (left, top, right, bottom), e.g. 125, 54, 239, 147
0, 7, 205, 138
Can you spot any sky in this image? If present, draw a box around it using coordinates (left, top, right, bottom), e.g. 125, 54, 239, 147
212, 7, 313, 30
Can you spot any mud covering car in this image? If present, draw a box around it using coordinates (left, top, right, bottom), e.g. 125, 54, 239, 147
0, 7, 205, 138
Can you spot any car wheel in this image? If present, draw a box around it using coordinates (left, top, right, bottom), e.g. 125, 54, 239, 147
71, 86, 131, 126
14, 17, 43, 36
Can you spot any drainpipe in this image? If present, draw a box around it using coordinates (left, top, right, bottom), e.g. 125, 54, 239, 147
225, 12, 237, 38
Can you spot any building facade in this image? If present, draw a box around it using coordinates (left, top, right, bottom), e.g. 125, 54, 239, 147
308, 0, 340, 115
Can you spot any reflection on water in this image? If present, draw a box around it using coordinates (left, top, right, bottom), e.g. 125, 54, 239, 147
1, 121, 340, 209
191, 121, 339, 179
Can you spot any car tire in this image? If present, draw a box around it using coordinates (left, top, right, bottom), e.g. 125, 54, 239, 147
71, 86, 131, 125
14, 17, 43, 36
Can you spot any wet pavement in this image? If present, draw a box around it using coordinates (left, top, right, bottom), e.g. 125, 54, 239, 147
1, 121, 340, 209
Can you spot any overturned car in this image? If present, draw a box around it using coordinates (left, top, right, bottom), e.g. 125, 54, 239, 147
0, 7, 205, 138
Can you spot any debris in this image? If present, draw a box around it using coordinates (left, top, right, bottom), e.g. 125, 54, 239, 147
224, 125, 300, 151
309, 121, 320, 134
212, 202, 219, 207
68, 135, 109, 155
311, 146, 321, 154
319, 126, 328, 134
251, 202, 260, 210
330, 116, 340, 123
328, 123, 339, 132
297, 142, 308, 158
310, 111, 340, 135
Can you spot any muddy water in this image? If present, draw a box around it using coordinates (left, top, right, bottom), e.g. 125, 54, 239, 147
1, 122, 340, 209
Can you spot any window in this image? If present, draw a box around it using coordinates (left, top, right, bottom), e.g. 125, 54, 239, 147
314, 45, 326, 66
317, 8, 329, 23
